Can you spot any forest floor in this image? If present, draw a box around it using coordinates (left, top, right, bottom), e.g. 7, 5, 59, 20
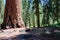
0, 28, 60, 40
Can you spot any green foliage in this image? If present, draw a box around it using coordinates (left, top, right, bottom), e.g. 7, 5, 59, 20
0, 0, 60, 28
0, 0, 4, 25
22, 0, 60, 28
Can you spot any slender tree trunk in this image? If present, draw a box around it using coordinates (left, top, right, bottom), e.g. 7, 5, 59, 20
56, 0, 59, 23
35, 0, 40, 27
33, 14, 35, 27
1, 0, 25, 29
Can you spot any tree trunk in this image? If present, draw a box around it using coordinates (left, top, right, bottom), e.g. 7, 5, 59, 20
1, 0, 25, 29
35, 0, 40, 27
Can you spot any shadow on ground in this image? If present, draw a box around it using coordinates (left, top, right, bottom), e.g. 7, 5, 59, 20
0, 28, 60, 40
16, 29, 60, 40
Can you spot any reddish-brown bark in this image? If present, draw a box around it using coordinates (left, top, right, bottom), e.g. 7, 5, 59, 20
1, 0, 25, 29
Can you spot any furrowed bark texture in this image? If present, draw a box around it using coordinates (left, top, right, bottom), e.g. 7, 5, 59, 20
1, 0, 25, 29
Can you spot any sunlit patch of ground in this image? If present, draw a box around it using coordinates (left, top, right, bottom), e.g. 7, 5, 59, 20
0, 28, 60, 40
0, 28, 27, 39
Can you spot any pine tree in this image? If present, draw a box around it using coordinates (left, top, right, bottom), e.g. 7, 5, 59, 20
33, 0, 40, 27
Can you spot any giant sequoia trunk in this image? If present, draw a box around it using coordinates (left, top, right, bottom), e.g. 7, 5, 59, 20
1, 0, 25, 29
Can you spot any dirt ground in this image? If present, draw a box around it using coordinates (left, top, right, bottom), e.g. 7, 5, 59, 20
0, 28, 60, 40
